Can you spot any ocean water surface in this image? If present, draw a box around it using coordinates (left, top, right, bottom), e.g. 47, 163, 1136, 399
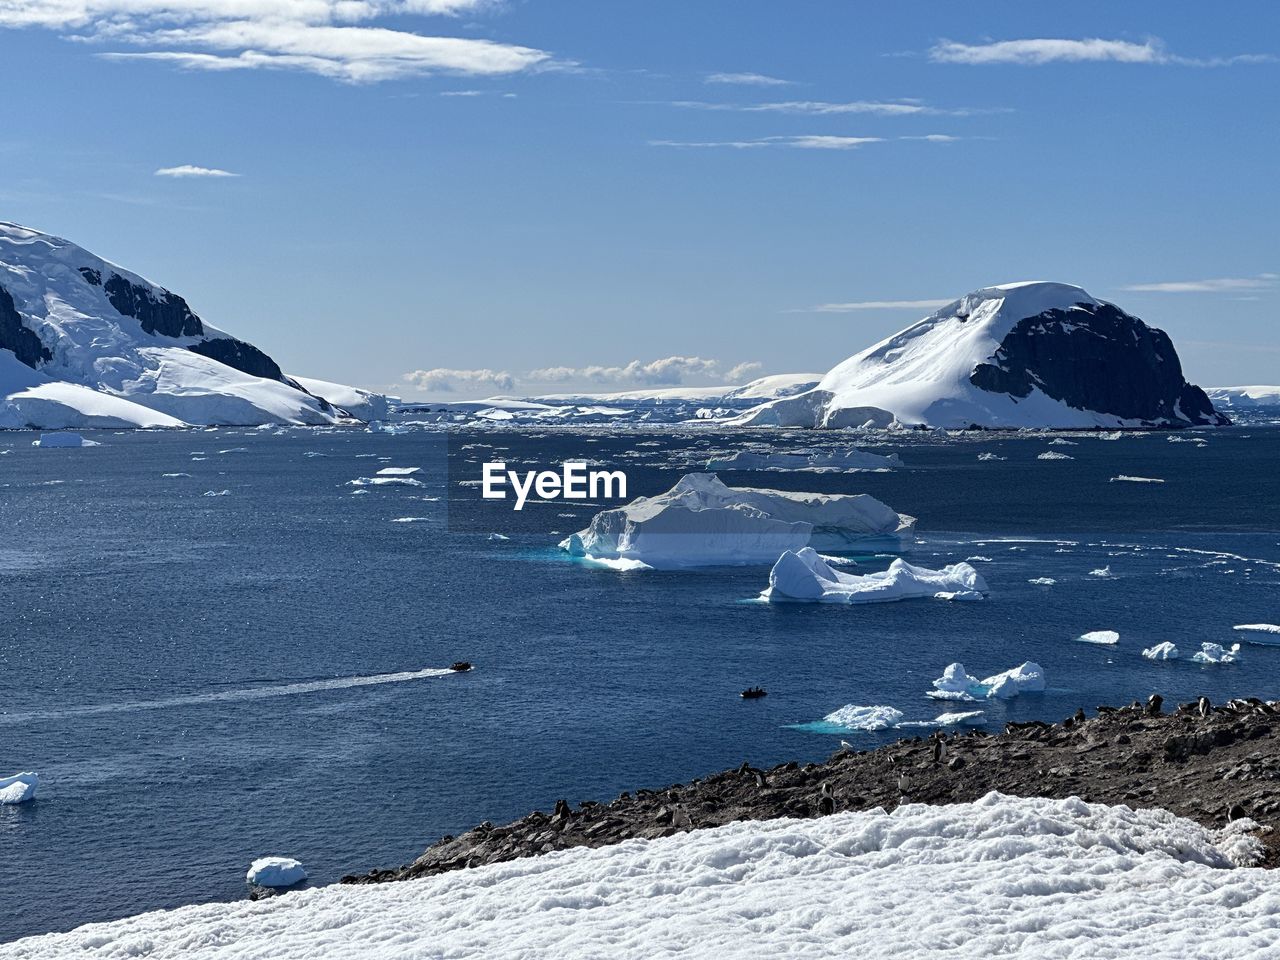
2, 425, 1278, 940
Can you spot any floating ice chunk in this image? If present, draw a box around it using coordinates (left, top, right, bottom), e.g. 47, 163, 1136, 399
979, 662, 1046, 699
390, 517, 431, 523
934, 710, 986, 726
977, 452, 1006, 461
927, 663, 982, 701
1192, 642, 1242, 664
202, 490, 230, 497
1090, 566, 1114, 578
487, 533, 510, 541
33, 432, 99, 448
1143, 642, 1180, 661
1028, 577, 1057, 586
1048, 439, 1077, 446
161, 472, 192, 478
348, 477, 426, 487
823, 704, 904, 731
764, 548, 987, 604
563, 474, 914, 569
1098, 430, 1123, 440
705, 448, 901, 472
1233, 624, 1280, 645
966, 556, 992, 563
579, 555, 653, 571
1037, 451, 1073, 461
246, 857, 307, 888
0, 771, 38, 804
1111, 475, 1165, 484
376, 467, 421, 476
218, 447, 248, 454
1078, 630, 1120, 645
367, 421, 410, 434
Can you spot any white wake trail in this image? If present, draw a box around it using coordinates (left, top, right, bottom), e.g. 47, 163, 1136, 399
0, 668, 454, 725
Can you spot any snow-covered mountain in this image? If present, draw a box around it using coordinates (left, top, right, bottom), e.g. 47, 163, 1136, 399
733, 282, 1227, 430
0, 222, 386, 428
1205, 386, 1280, 409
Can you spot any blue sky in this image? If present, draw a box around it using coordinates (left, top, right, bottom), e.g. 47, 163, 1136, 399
2, 1, 1276, 398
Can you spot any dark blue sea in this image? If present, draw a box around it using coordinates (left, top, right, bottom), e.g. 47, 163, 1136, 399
2, 424, 1279, 941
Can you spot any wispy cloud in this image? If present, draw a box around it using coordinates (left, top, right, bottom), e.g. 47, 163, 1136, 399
671, 99, 948, 117
929, 37, 1270, 67
650, 135, 966, 151
1121, 273, 1278, 293
402, 367, 515, 392
704, 72, 794, 87
155, 164, 239, 178
726, 361, 764, 381
4, 1, 556, 83
803, 298, 954, 313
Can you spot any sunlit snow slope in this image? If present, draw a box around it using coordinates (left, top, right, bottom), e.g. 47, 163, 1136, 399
0, 222, 384, 428
736, 282, 1227, 430
7, 793, 1271, 959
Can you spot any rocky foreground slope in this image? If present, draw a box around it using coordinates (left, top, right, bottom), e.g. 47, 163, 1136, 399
345, 694, 1280, 887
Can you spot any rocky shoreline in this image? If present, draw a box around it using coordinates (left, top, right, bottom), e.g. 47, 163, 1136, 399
342, 695, 1280, 887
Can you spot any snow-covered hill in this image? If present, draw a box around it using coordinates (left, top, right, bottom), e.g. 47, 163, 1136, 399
733, 282, 1227, 430
1206, 385, 1280, 409
0, 222, 387, 428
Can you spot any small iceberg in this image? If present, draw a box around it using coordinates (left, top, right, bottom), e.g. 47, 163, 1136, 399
376, 467, 421, 476
562, 474, 915, 569
33, 432, 99, 448
822, 705, 904, 731
202, 489, 231, 497
1037, 451, 1073, 461
0, 772, 39, 804
1028, 577, 1057, 586
1143, 642, 1180, 661
246, 857, 307, 888
1234, 624, 1280, 645
977, 452, 1006, 461
348, 477, 426, 487
764, 548, 987, 604
1192, 642, 1242, 665
1090, 566, 1114, 578
927, 662, 1045, 701
1077, 630, 1120, 645
1111, 475, 1165, 484
487, 533, 510, 541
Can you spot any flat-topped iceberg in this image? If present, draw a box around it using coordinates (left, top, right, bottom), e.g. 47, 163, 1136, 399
764, 548, 987, 604
246, 857, 307, 888
560, 473, 915, 568
822, 704, 904, 731
705, 448, 901, 472
0, 771, 38, 804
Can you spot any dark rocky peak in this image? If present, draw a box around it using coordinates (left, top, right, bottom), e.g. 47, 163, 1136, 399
0, 283, 52, 368
104, 272, 204, 338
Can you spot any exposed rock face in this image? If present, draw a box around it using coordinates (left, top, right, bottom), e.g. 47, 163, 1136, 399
0, 284, 51, 368
103, 272, 204, 338
189, 336, 284, 381
969, 302, 1227, 426
343, 695, 1280, 886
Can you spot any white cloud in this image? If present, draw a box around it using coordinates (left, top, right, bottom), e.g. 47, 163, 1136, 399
402, 367, 514, 392
806, 298, 953, 313
154, 164, 239, 177
726, 361, 763, 381
704, 72, 794, 87
929, 37, 1269, 67
527, 357, 722, 386
1121, 274, 1278, 293
672, 99, 935, 116
2, 1, 554, 82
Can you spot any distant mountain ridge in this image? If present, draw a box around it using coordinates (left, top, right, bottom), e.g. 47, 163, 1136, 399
0, 221, 386, 428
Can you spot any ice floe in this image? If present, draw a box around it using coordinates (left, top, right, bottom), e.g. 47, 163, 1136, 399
32, 432, 99, 448
0, 771, 38, 804
1143, 642, 1180, 661
927, 662, 1045, 701
1110, 475, 1165, 484
1234, 624, 1280, 644
764, 548, 987, 604
822, 704, 904, 731
375, 467, 421, 476
347, 477, 426, 487
1028, 577, 1057, 586
1077, 630, 1119, 645
246, 857, 307, 888
562, 474, 914, 569
1037, 451, 1073, 461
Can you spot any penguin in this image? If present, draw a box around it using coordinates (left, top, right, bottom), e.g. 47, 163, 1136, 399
819, 783, 835, 816
1197, 696, 1212, 718
1228, 802, 1248, 823
740, 764, 768, 789
671, 805, 692, 830
1147, 693, 1164, 716
1073, 708, 1087, 725
897, 773, 912, 795
932, 735, 947, 764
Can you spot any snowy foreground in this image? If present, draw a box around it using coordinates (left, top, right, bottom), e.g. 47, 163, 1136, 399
11, 793, 1279, 959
